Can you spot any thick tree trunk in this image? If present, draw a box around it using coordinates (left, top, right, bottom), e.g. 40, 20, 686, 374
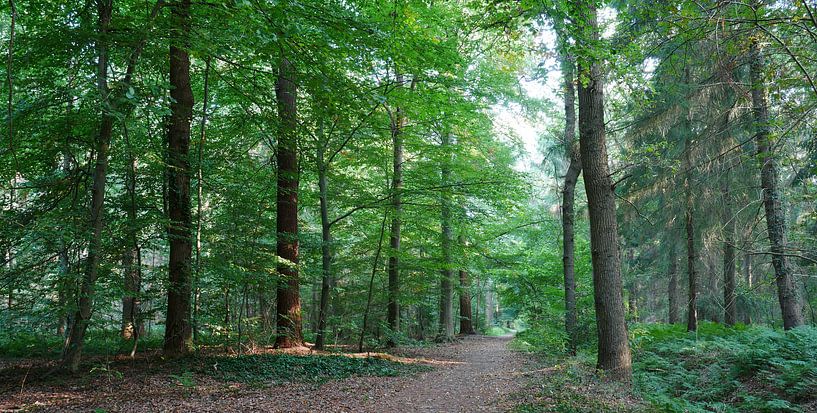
438, 133, 455, 341
163, 0, 194, 356
315, 154, 332, 350
63, 0, 114, 372
750, 40, 804, 330
561, 53, 581, 354
386, 74, 404, 346
668, 244, 680, 324
576, 3, 632, 381
274, 56, 303, 348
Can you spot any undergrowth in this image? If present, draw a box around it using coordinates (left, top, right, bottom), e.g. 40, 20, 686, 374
199, 353, 430, 386
631, 322, 817, 412
512, 322, 817, 413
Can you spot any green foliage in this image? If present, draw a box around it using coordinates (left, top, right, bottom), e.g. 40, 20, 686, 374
632, 322, 817, 413
512, 353, 647, 413
201, 354, 429, 386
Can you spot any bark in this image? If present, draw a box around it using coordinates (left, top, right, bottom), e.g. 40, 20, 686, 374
386, 74, 405, 346
561, 52, 581, 354
576, 3, 632, 381
750, 40, 804, 329
315, 146, 332, 350
274, 56, 303, 348
458, 235, 475, 335
668, 244, 680, 324
63, 0, 114, 372
163, 0, 194, 356
683, 68, 698, 333
458, 268, 475, 334
438, 133, 455, 341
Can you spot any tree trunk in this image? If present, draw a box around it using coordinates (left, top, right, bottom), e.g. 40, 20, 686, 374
438, 133, 455, 341
63, 0, 114, 372
485, 280, 494, 327
274, 56, 303, 348
458, 235, 475, 335
668, 243, 680, 324
386, 74, 405, 346
193, 58, 211, 343
722, 166, 736, 326
683, 67, 698, 333
742, 253, 753, 324
750, 40, 804, 330
684, 143, 697, 332
122, 149, 141, 340
163, 0, 194, 356
561, 52, 581, 354
315, 151, 332, 350
576, 3, 632, 381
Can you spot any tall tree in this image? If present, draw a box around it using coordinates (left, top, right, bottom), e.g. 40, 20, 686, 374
438, 132, 455, 341
560, 49, 581, 354
274, 56, 303, 348
684, 108, 698, 333
386, 73, 405, 346
164, 0, 194, 356
63, 0, 116, 372
750, 39, 804, 330
575, 0, 632, 380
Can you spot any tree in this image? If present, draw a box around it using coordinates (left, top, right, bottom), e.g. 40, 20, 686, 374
274, 56, 303, 348
438, 131, 455, 341
574, 0, 632, 381
386, 73, 406, 347
559, 48, 581, 354
750, 39, 804, 330
163, 0, 194, 356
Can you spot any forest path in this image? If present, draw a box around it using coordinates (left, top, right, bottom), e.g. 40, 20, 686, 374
0, 335, 530, 412
357, 334, 527, 412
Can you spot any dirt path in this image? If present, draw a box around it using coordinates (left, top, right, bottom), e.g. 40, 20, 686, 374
362, 335, 526, 412
1, 335, 528, 412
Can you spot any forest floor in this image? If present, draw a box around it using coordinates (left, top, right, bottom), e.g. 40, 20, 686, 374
0, 335, 532, 412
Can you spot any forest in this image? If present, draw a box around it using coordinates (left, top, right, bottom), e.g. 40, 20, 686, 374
1, 0, 817, 411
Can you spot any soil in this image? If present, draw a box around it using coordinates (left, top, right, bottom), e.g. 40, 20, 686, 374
0, 335, 528, 412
